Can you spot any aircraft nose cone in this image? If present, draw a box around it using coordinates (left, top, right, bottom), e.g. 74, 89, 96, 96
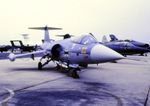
90, 44, 124, 63
136, 47, 150, 53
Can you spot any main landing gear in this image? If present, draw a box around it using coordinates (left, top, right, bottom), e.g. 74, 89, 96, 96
68, 68, 80, 79
38, 55, 80, 79
38, 62, 42, 70
56, 64, 80, 79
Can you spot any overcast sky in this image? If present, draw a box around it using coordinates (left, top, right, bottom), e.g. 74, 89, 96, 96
0, 0, 150, 45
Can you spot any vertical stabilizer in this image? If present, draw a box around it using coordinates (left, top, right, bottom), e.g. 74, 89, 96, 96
44, 26, 50, 42
109, 34, 118, 41
102, 35, 108, 43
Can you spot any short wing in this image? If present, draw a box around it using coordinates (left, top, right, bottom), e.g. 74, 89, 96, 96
8, 50, 45, 61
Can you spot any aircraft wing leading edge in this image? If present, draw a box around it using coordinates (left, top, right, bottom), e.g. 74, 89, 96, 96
8, 50, 45, 61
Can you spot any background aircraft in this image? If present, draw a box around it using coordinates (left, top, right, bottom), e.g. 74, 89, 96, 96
0, 40, 37, 53
0, 45, 11, 53
8, 26, 123, 78
10, 40, 37, 53
102, 35, 150, 56
110, 34, 150, 48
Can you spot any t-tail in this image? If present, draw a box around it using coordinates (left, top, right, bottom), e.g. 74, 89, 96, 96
29, 26, 62, 43
109, 34, 118, 41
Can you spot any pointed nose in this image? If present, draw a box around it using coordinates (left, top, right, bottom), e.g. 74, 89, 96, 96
90, 44, 124, 63
133, 46, 150, 53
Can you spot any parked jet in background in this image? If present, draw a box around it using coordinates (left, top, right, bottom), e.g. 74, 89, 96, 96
110, 34, 150, 48
102, 35, 150, 56
0, 45, 11, 53
0, 40, 38, 53
10, 40, 37, 53
8, 26, 124, 78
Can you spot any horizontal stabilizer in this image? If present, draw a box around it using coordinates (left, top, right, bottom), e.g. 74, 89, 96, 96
55, 34, 74, 39
29, 27, 62, 30
55, 34, 74, 37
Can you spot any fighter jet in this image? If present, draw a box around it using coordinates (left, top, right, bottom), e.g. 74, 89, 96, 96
102, 35, 150, 56
110, 34, 150, 48
0, 45, 11, 53
8, 26, 124, 78
10, 40, 37, 53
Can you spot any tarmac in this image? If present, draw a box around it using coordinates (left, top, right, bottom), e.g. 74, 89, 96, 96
0, 54, 149, 106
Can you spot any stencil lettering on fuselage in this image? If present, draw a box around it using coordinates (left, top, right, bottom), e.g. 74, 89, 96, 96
81, 47, 87, 54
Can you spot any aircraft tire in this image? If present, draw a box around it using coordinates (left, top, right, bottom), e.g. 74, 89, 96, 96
69, 69, 80, 79
38, 62, 42, 70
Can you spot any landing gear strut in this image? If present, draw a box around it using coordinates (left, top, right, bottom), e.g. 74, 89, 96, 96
38, 54, 51, 70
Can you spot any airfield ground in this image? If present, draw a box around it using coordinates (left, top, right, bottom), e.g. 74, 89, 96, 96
0, 54, 149, 106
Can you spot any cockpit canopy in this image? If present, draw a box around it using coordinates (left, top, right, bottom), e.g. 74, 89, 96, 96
72, 35, 98, 45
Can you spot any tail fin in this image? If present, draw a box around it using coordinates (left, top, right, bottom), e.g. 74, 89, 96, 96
29, 26, 62, 42
10, 40, 23, 47
10, 41, 15, 47
102, 35, 108, 43
109, 34, 118, 41
19, 41, 24, 47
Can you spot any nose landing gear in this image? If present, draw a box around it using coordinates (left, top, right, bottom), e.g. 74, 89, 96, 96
38, 54, 51, 70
